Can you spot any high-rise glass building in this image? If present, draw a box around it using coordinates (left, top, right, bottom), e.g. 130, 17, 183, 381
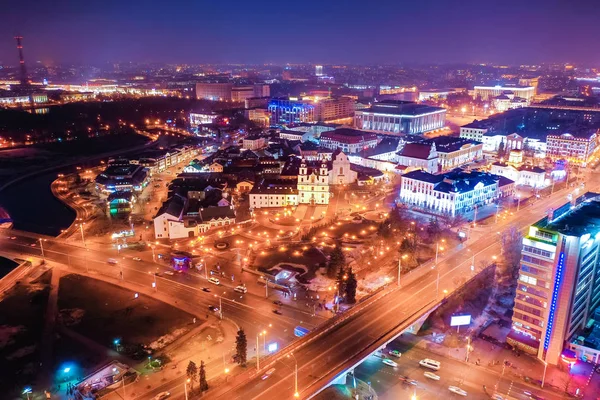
508, 194, 600, 364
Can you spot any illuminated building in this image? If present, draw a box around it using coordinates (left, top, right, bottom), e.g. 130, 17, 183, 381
473, 85, 535, 102
319, 128, 378, 154
189, 112, 218, 126
312, 96, 355, 122
195, 82, 269, 101
508, 195, 600, 364
354, 100, 446, 135
546, 131, 599, 167
242, 136, 267, 150
269, 98, 315, 125
399, 169, 513, 216
490, 163, 547, 188
245, 108, 271, 127
315, 65, 323, 76
268, 96, 354, 125
94, 160, 149, 194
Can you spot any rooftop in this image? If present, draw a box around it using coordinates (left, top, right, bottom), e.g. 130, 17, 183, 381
365, 100, 446, 116
535, 193, 600, 237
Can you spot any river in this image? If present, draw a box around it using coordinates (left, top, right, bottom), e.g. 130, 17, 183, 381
0, 170, 76, 237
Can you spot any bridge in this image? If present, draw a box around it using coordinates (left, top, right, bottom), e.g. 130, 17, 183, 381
211, 185, 583, 400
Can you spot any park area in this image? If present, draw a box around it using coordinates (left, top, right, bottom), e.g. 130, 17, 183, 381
0, 271, 50, 398
57, 274, 196, 365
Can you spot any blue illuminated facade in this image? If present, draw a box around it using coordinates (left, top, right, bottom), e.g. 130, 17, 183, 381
268, 98, 315, 125
544, 251, 565, 350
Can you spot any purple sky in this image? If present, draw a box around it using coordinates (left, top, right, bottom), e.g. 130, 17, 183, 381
0, 0, 598, 65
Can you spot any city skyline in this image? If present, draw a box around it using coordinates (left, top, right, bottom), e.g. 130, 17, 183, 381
1, 0, 599, 66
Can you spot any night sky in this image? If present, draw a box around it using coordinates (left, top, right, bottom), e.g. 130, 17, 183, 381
0, 0, 598, 65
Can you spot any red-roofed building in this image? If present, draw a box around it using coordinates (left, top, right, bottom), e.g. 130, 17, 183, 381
319, 128, 378, 153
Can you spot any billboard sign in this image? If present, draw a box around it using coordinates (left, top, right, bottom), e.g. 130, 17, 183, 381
450, 315, 471, 327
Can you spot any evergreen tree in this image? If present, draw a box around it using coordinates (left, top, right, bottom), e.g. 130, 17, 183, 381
427, 217, 442, 242
235, 328, 248, 367
199, 360, 209, 392
328, 245, 345, 278
336, 265, 347, 298
497, 139, 506, 158
186, 361, 198, 389
345, 268, 357, 304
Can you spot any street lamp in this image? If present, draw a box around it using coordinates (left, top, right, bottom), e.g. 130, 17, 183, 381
288, 353, 299, 398
38, 238, 45, 261
79, 222, 86, 248
398, 254, 407, 287
541, 360, 548, 388
435, 240, 445, 265
184, 378, 190, 400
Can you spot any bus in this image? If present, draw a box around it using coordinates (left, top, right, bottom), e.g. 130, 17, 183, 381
294, 326, 310, 337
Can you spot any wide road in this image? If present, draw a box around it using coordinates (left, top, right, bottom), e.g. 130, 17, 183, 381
213, 179, 595, 400
0, 233, 326, 358
353, 335, 563, 400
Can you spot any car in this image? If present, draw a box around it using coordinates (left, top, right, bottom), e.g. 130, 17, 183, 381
154, 272, 162, 277
30, 243, 36, 247
208, 277, 220, 285
107, 258, 118, 265
424, 371, 440, 381
202, 287, 211, 292
133, 257, 142, 261
234, 285, 247, 293
448, 386, 467, 397
419, 358, 441, 371
10, 237, 17, 240
208, 305, 219, 312
382, 358, 397, 367
523, 392, 545, 400
399, 376, 417, 385
273, 300, 283, 306
261, 368, 276, 380
152, 392, 171, 400
388, 350, 401, 358
491, 395, 505, 400
164, 271, 174, 276
272, 309, 282, 315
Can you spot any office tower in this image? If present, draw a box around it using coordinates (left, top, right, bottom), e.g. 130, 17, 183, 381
315, 65, 323, 77
508, 195, 600, 365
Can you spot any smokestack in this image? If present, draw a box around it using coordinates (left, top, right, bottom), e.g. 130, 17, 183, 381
14, 35, 28, 87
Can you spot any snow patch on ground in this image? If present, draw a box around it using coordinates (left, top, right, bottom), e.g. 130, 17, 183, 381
357, 271, 390, 298
0, 325, 24, 348
148, 327, 188, 351
305, 274, 335, 292
7, 345, 36, 360
58, 308, 85, 326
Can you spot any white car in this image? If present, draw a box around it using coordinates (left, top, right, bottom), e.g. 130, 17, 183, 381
261, 368, 276, 380
164, 271, 174, 276
388, 350, 401, 358
152, 392, 171, 400
382, 358, 397, 367
419, 358, 441, 370
424, 371, 440, 381
448, 386, 467, 397
208, 277, 220, 285
133, 257, 142, 261
234, 285, 247, 293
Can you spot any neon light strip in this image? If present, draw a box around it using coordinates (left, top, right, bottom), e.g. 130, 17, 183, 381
544, 251, 565, 349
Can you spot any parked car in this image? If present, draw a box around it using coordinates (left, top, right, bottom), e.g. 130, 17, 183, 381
208, 277, 220, 285
152, 392, 171, 400
448, 386, 467, 397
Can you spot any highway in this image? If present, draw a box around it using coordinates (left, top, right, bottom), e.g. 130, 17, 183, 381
212, 180, 593, 400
